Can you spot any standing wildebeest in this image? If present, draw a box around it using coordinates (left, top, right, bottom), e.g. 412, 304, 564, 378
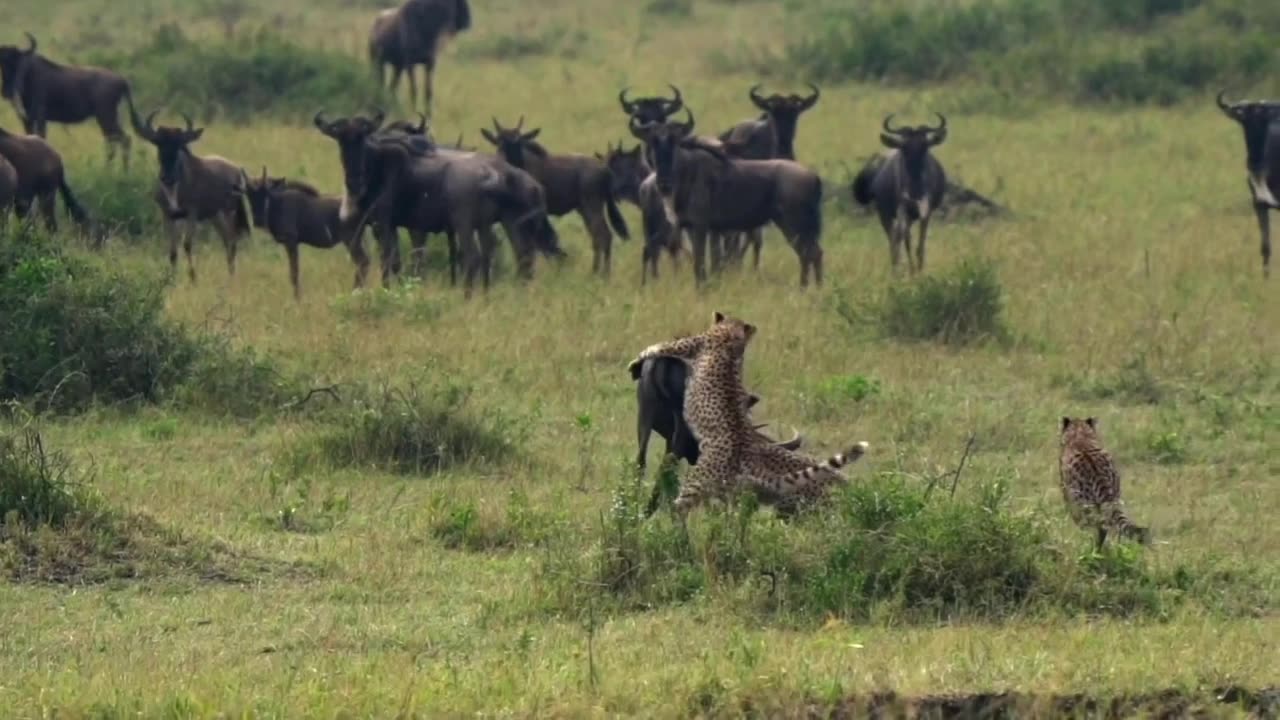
632, 356, 802, 517
599, 141, 681, 284
617, 85, 684, 126
718, 84, 820, 269
369, 0, 472, 115
131, 109, 250, 282
0, 33, 137, 168
1216, 90, 1279, 277
631, 109, 825, 287
482, 116, 629, 276
0, 125, 92, 234
240, 168, 370, 299
852, 114, 948, 274
316, 111, 563, 296
0, 153, 16, 224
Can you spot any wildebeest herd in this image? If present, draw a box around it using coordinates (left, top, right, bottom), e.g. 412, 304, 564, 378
1, 0, 1277, 302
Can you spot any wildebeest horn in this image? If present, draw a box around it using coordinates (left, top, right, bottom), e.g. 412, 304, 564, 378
516, 115, 525, 132
132, 109, 160, 142
492, 116, 503, 132
883, 114, 905, 135
23, 32, 37, 54
314, 110, 333, 134
664, 84, 684, 113
677, 107, 695, 135
749, 84, 767, 108
179, 111, 194, 132
800, 82, 820, 109
927, 112, 947, 133
618, 87, 638, 114
1216, 89, 1242, 119
369, 108, 385, 130
260, 165, 268, 182
240, 168, 251, 189
412, 112, 427, 134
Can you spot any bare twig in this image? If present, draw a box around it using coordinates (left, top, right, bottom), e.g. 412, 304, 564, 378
950, 434, 977, 499
280, 385, 341, 411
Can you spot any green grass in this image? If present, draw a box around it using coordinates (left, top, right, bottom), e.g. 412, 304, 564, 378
0, 0, 1278, 716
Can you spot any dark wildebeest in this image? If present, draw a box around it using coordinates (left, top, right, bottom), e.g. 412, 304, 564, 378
0, 33, 137, 168
483, 116, 630, 276
718, 84, 820, 269
0, 125, 92, 235
131, 109, 250, 282
369, 0, 472, 115
1216, 90, 1279, 277
315, 111, 564, 296
239, 168, 370, 299
852, 114, 948, 274
631, 109, 825, 287
0, 153, 16, 224
632, 356, 802, 517
598, 140, 682, 284
617, 85, 684, 126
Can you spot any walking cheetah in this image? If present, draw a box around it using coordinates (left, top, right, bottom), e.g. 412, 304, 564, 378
627, 311, 869, 516
1059, 417, 1150, 549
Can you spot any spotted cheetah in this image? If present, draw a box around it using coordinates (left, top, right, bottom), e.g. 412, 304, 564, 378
628, 311, 869, 516
1059, 417, 1150, 549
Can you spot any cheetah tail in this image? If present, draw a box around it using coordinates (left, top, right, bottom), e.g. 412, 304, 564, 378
783, 441, 869, 484
1107, 506, 1151, 545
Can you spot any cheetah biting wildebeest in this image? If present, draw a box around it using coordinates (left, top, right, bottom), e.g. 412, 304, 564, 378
1059, 417, 1150, 550
627, 311, 868, 517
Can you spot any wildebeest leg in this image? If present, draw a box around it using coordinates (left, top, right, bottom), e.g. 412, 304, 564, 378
424, 62, 435, 118
916, 215, 931, 274
880, 213, 901, 272
689, 228, 708, 285
445, 230, 459, 286
1255, 203, 1272, 277
479, 225, 501, 291
182, 221, 197, 283
748, 228, 763, 269
388, 65, 403, 101
348, 235, 371, 289
408, 229, 428, 278
285, 241, 301, 300
407, 65, 418, 111
213, 214, 238, 277
708, 233, 723, 274
38, 192, 56, 233
374, 223, 399, 287
583, 208, 612, 277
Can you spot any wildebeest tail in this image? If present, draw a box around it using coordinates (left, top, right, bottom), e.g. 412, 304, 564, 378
601, 173, 630, 241
454, 0, 473, 32
800, 176, 823, 240
851, 161, 877, 206
58, 178, 91, 228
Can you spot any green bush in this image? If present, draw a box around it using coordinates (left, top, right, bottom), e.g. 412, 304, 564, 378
0, 430, 93, 528
87, 24, 390, 124
876, 258, 1009, 344
73, 167, 163, 241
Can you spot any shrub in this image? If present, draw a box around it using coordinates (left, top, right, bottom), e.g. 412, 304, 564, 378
0, 430, 93, 527
73, 167, 164, 241
302, 380, 523, 475
645, 0, 693, 17
87, 24, 390, 124
875, 258, 1009, 344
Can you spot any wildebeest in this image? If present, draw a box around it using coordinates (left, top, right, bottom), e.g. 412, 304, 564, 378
599, 140, 681, 284
632, 356, 802, 517
631, 109, 825, 287
0, 33, 137, 168
239, 168, 370, 299
852, 114, 948, 274
369, 0, 472, 115
1216, 90, 1278, 277
131, 109, 250, 282
0, 125, 92, 235
315, 110, 563, 296
718, 84, 820, 269
617, 85, 684, 125
483, 116, 629, 276
0, 153, 16, 223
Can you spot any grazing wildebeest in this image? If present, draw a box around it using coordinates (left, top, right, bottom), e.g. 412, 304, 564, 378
369, 0, 472, 115
0, 125, 92, 235
1216, 90, 1279, 277
482, 116, 630, 276
131, 109, 250, 282
852, 114, 948, 274
315, 111, 563, 296
718, 84, 820, 269
598, 140, 681, 284
630, 109, 825, 287
239, 168, 370, 299
632, 356, 802, 517
0, 33, 137, 168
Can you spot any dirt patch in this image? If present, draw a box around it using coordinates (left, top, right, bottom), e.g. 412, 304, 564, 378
805, 686, 1279, 719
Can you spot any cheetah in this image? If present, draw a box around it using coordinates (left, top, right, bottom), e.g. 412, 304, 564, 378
627, 311, 869, 516
1059, 416, 1150, 549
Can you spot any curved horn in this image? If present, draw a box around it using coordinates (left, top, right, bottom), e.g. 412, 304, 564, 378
412, 111, 427, 134
516, 115, 525, 132
628, 114, 650, 140
678, 107, 695, 135
260, 165, 268, 182
618, 87, 638, 114
928, 112, 947, 133
800, 82, 820, 109
882, 113, 905, 135
492, 115, 503, 132
1216, 89, 1240, 118
314, 110, 332, 133
133, 108, 160, 142
23, 32, 37, 54
663, 84, 684, 113
749, 84, 767, 108
779, 427, 802, 451
179, 111, 194, 132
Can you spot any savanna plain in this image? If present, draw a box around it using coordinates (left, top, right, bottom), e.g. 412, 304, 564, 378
0, 0, 1278, 716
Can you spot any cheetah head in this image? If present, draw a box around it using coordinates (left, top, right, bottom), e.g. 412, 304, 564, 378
708, 310, 757, 348
1060, 416, 1098, 443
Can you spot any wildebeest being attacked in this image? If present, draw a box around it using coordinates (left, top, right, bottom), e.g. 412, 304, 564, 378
132, 109, 250, 282
630, 109, 825, 287
369, 0, 472, 115
632, 356, 802, 517
240, 168, 370, 300
483, 116, 629, 276
1216, 90, 1278, 277
0, 33, 137, 168
0, 125, 92, 236
852, 113, 948, 274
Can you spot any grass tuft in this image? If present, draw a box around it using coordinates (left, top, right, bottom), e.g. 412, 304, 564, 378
875, 258, 1009, 344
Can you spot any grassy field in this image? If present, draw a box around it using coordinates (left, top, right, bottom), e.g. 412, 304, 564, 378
1, 0, 1279, 717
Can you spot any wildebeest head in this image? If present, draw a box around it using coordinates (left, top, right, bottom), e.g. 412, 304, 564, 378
748, 83, 819, 158
1217, 90, 1280, 209
314, 109, 386, 221
881, 113, 947, 208
132, 108, 205, 216
597, 141, 649, 203
629, 108, 699, 195
618, 84, 684, 125
0, 33, 37, 101
480, 116, 543, 167
239, 166, 287, 228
